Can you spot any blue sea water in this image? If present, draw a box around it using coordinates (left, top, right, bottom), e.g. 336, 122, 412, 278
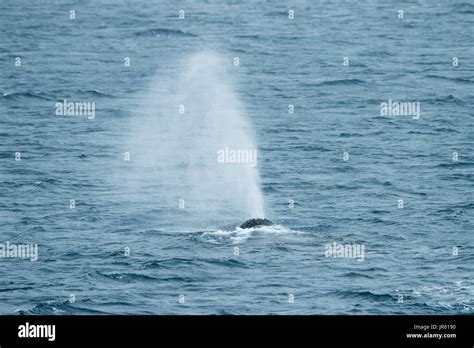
0, 0, 473, 314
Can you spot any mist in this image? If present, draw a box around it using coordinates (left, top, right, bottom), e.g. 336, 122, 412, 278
126, 51, 265, 225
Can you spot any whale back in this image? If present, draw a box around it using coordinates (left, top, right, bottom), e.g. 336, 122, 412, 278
239, 218, 272, 229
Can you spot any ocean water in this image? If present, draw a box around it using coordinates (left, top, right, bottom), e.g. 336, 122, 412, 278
0, 0, 473, 315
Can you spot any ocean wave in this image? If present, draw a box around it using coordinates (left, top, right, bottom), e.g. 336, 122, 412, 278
338, 132, 363, 138
144, 257, 247, 270
201, 224, 306, 244
426, 75, 474, 84
0, 285, 34, 293
54, 88, 118, 98
334, 290, 395, 302
142, 258, 195, 269
452, 2, 474, 14
421, 94, 467, 105
1, 91, 53, 101
434, 203, 474, 214
264, 10, 291, 17
16, 300, 106, 315
1, 89, 117, 100
289, 144, 331, 151
438, 173, 474, 181
342, 272, 375, 279
235, 34, 263, 40
80, 89, 118, 98
91, 271, 158, 283
300, 78, 365, 87
410, 283, 473, 312
435, 162, 474, 168
136, 28, 197, 37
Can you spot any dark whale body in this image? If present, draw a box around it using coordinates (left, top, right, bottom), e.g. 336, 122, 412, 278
240, 218, 273, 229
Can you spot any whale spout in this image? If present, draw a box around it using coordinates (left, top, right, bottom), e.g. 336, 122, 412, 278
240, 218, 273, 229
